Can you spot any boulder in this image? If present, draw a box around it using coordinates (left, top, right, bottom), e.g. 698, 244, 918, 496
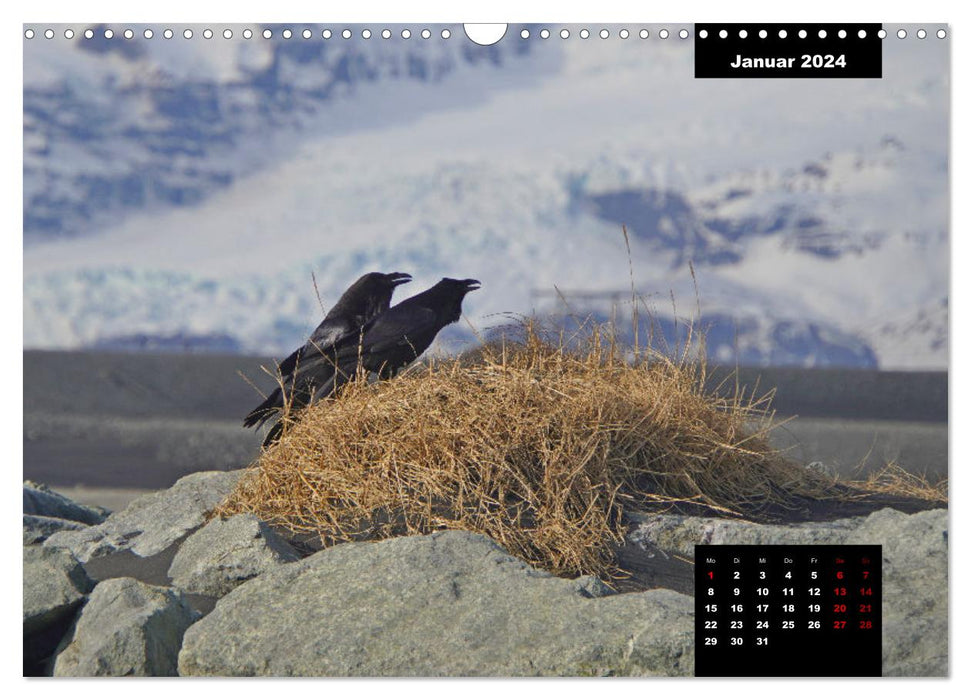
855, 509, 948, 676
23, 546, 94, 636
168, 513, 299, 597
629, 507, 948, 677
23, 546, 94, 670
44, 470, 245, 562
24, 481, 109, 525
628, 511, 862, 553
24, 514, 88, 545
52, 577, 199, 677
178, 530, 694, 676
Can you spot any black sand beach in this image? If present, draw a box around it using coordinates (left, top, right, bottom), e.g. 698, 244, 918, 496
23, 350, 947, 509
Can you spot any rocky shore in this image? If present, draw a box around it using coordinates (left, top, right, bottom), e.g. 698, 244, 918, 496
24, 470, 948, 677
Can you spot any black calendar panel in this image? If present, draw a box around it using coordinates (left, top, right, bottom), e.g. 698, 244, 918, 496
695, 545, 882, 677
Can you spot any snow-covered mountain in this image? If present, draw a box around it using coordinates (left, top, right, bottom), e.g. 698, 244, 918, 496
23, 24, 949, 369
24, 24, 540, 241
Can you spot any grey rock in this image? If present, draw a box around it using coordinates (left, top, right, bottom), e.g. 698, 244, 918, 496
23, 545, 95, 669
628, 511, 862, 555
23, 546, 94, 636
629, 507, 948, 677
53, 577, 199, 677
24, 481, 109, 525
44, 470, 245, 562
24, 514, 88, 545
168, 513, 299, 597
179, 530, 694, 676
854, 509, 948, 676
571, 574, 613, 598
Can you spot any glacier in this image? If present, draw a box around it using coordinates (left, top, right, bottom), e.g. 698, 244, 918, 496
23, 24, 949, 369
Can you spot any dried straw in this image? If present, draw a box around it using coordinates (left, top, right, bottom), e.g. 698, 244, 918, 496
216, 319, 865, 581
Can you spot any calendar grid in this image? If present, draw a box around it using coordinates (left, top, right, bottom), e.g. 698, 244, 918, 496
695, 544, 882, 677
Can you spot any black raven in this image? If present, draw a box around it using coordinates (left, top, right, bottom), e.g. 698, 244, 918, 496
310, 277, 482, 399
244, 271, 412, 441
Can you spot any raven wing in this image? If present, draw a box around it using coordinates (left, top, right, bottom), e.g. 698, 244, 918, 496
309, 306, 438, 401
246, 321, 356, 429
358, 306, 439, 358
277, 319, 354, 377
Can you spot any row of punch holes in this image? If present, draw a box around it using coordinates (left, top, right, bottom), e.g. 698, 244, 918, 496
24, 26, 690, 41
699, 27, 947, 40
24, 26, 948, 41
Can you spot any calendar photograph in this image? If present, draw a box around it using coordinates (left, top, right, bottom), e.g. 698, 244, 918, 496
22, 22, 948, 677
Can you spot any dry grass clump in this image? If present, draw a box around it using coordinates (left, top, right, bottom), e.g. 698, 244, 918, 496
216, 320, 841, 580
849, 461, 947, 504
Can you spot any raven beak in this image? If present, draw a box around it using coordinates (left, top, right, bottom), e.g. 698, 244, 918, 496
464, 279, 482, 291
389, 272, 413, 286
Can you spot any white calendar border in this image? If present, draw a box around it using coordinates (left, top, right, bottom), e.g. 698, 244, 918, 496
3, 0, 963, 697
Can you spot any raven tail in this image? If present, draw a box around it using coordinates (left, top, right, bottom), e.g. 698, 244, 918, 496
243, 388, 283, 429
262, 419, 286, 448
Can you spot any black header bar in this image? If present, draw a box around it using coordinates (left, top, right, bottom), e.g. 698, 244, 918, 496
695, 24, 883, 78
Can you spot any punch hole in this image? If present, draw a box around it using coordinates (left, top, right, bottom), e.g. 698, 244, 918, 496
124, 29, 134, 39
243, 28, 253, 39
224, 29, 234, 39
838, 30, 847, 38
659, 29, 669, 39
520, 29, 529, 39
580, 28, 590, 39
779, 29, 787, 38
282, 29, 292, 39
759, 29, 768, 38
560, 29, 570, 39
421, 29, 431, 39
719, 29, 727, 39
382, 29, 392, 39
104, 28, 113, 39
464, 24, 506, 46
639, 29, 649, 39
937, 29, 946, 38
401, 29, 411, 39
84, 29, 93, 39
798, 29, 807, 38
322, 29, 331, 39
441, 29, 451, 39
699, 29, 708, 39
203, 29, 213, 39
540, 29, 550, 39
679, 29, 689, 39
302, 29, 312, 39
878, 29, 887, 38
917, 29, 926, 39
362, 29, 372, 39
24, 28, 34, 39
897, 29, 907, 39
45, 28, 55, 39
600, 29, 609, 39
818, 30, 826, 39
65, 29, 75, 39
143, 29, 153, 39
619, 29, 629, 39
342, 29, 351, 39
183, 29, 193, 39
737, 29, 747, 39
163, 29, 173, 39
263, 29, 272, 39
858, 29, 867, 38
